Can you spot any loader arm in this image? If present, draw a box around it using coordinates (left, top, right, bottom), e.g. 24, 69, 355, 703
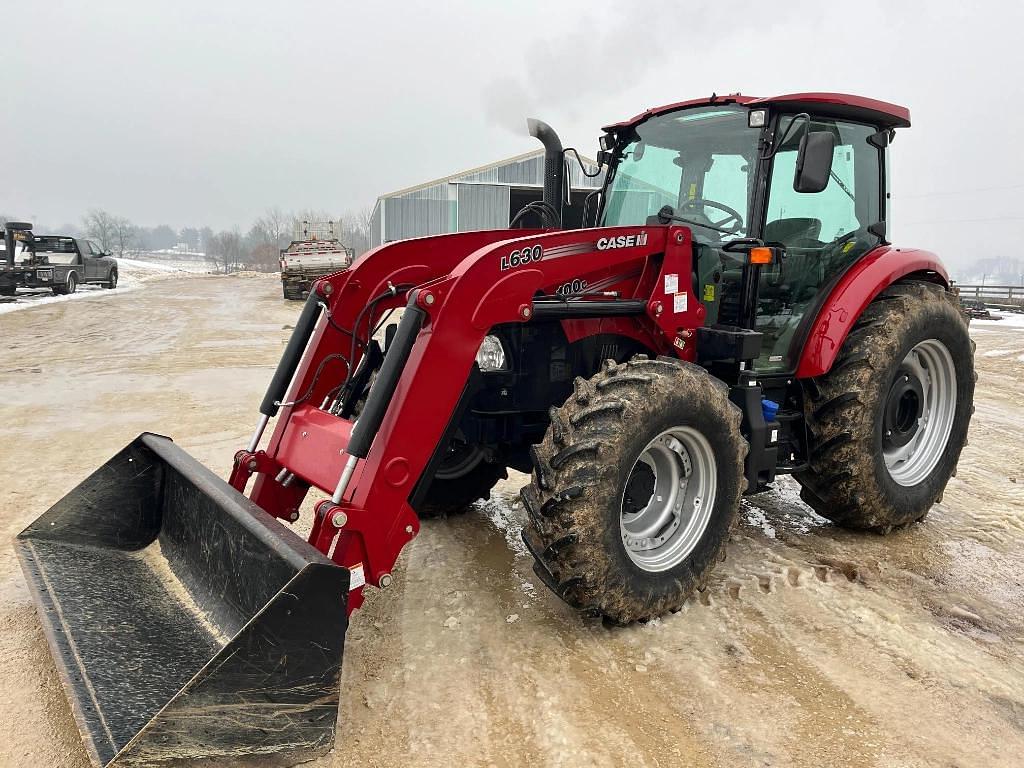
231, 230, 542, 520
237, 225, 701, 613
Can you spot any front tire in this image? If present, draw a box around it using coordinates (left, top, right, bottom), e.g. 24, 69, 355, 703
522, 357, 746, 624
416, 442, 506, 519
104, 268, 118, 289
796, 281, 974, 532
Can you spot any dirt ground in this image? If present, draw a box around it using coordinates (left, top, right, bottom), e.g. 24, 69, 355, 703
1, 274, 1022, 768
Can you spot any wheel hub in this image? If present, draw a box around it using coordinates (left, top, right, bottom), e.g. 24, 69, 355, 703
882, 339, 958, 487
883, 365, 924, 450
620, 427, 716, 572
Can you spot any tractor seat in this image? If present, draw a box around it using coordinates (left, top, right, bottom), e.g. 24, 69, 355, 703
763, 217, 822, 246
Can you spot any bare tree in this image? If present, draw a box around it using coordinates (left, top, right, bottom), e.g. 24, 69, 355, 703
83, 210, 118, 252
207, 229, 244, 274
244, 207, 291, 272
111, 216, 137, 257
336, 207, 372, 257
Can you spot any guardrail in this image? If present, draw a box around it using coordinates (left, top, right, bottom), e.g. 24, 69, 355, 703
957, 285, 1024, 306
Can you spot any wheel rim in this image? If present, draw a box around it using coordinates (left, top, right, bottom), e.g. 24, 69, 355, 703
620, 426, 717, 572
883, 339, 957, 487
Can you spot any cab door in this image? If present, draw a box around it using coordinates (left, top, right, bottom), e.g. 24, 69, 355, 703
78, 240, 100, 279
752, 116, 885, 373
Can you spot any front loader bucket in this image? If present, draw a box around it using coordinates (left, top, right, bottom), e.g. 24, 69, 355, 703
15, 433, 350, 767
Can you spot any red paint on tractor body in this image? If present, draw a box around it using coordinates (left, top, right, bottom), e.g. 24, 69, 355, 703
234, 224, 703, 611
229, 219, 945, 615
794, 246, 948, 378
602, 91, 910, 131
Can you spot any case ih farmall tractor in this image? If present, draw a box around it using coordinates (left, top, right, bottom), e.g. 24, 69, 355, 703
18, 93, 974, 767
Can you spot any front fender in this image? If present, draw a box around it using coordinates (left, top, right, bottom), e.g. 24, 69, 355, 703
795, 246, 949, 379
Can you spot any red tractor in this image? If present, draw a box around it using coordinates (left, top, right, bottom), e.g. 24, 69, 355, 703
18, 92, 974, 767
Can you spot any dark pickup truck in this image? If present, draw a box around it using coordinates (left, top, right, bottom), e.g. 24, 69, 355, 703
1, 222, 119, 295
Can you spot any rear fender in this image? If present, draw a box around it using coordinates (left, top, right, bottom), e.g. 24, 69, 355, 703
795, 246, 949, 379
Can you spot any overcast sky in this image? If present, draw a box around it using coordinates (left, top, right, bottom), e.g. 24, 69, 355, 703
3, 0, 1022, 273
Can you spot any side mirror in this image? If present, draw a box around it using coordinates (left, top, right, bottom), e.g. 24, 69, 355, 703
793, 130, 835, 193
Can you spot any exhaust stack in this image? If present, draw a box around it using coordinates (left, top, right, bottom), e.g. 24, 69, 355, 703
527, 118, 564, 227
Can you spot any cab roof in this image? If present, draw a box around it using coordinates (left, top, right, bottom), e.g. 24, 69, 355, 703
602, 92, 911, 132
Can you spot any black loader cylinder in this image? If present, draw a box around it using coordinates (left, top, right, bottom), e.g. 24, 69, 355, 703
260, 291, 323, 418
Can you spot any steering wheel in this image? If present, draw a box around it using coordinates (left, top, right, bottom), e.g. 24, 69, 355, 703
677, 198, 745, 234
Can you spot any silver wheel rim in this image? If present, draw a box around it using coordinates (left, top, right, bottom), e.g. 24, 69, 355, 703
620, 426, 717, 572
883, 339, 957, 487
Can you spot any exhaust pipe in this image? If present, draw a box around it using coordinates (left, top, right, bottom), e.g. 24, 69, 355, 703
527, 118, 564, 227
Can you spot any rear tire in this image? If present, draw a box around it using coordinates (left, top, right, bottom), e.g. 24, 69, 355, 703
53, 272, 77, 295
522, 356, 746, 624
796, 281, 974, 532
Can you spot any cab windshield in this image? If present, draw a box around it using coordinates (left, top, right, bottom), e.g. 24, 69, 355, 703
601, 106, 759, 243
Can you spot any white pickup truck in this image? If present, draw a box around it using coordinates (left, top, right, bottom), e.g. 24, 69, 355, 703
279, 225, 354, 300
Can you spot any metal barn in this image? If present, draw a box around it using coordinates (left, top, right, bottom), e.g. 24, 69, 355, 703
368, 149, 603, 249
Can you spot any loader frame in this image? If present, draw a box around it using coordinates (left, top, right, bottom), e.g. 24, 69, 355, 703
230, 225, 704, 608
229, 220, 946, 613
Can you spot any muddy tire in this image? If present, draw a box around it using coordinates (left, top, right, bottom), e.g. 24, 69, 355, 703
416, 443, 507, 519
522, 356, 746, 624
104, 268, 118, 289
796, 281, 974, 532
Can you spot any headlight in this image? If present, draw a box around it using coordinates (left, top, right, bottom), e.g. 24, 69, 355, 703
475, 335, 508, 371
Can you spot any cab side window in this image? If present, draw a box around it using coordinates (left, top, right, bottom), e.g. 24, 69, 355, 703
754, 118, 884, 372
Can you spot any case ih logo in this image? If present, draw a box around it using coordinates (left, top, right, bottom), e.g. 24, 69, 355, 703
596, 232, 648, 251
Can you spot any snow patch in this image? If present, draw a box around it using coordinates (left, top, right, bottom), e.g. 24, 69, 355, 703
973, 311, 1024, 328
741, 502, 777, 538
982, 349, 1013, 358
0, 260, 193, 315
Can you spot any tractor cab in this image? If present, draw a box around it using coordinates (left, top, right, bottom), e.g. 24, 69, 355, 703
598, 93, 905, 373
